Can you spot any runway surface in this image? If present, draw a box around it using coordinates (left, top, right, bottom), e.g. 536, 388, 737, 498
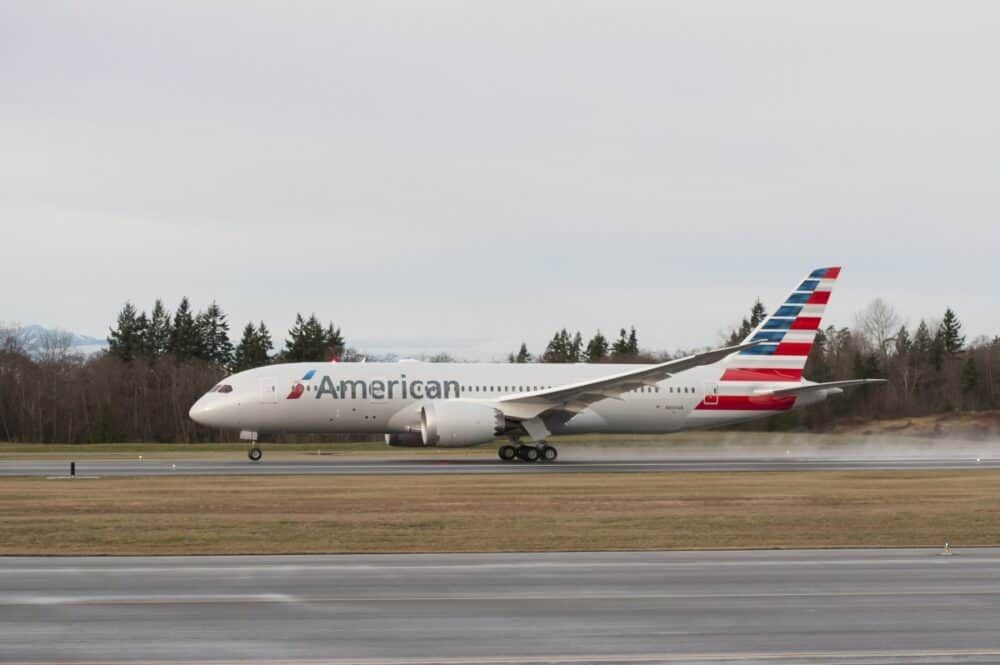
3, 549, 1000, 664
2, 456, 999, 477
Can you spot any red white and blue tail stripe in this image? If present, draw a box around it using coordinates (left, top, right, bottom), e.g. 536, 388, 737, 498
723, 266, 839, 380
694, 267, 840, 413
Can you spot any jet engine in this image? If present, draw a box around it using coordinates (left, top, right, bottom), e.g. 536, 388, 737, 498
419, 401, 505, 448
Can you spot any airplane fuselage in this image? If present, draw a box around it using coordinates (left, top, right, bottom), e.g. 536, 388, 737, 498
190, 360, 825, 442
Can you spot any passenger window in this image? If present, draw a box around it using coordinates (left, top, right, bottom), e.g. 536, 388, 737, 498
218, 385, 233, 394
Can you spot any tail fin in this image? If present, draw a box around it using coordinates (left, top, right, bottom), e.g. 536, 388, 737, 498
720, 266, 841, 382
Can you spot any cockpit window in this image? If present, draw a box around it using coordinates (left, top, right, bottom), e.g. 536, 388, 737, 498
217, 384, 234, 394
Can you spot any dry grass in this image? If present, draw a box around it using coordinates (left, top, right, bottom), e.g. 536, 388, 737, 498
1, 470, 998, 555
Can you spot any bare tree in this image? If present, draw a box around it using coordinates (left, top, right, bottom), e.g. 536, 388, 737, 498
36, 329, 80, 365
0, 322, 31, 355
855, 299, 901, 359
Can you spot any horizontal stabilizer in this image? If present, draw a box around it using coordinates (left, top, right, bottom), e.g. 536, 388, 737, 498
759, 379, 888, 397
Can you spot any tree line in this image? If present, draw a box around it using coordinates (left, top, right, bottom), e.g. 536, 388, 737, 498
106, 298, 344, 370
510, 326, 642, 364
0, 298, 345, 444
0, 295, 998, 443
795, 301, 998, 430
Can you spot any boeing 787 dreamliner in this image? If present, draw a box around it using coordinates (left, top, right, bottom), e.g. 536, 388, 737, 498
190, 267, 884, 461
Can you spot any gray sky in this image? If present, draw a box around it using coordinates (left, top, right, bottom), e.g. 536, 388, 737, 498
3, 1, 998, 359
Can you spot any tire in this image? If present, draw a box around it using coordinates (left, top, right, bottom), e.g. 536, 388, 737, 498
542, 445, 558, 462
519, 446, 540, 462
248, 447, 262, 462
498, 445, 517, 462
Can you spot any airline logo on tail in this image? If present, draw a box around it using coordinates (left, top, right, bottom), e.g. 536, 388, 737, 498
696, 266, 841, 411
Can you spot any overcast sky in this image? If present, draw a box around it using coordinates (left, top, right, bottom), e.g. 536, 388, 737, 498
2, 1, 998, 359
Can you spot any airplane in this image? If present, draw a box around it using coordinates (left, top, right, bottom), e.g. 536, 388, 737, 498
189, 267, 885, 462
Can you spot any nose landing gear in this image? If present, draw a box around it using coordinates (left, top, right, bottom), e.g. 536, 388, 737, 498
241, 430, 262, 462
497, 443, 558, 463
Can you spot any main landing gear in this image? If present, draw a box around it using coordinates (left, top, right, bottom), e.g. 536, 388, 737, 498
498, 443, 558, 463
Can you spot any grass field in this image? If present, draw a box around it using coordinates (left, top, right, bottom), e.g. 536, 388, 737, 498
2, 470, 997, 555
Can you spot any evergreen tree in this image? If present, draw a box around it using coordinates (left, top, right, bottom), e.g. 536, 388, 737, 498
145, 299, 173, 359
728, 300, 767, 344
196, 302, 234, 367
515, 342, 532, 363
939, 308, 965, 354
168, 297, 201, 361
542, 329, 576, 363
912, 320, 932, 361
256, 322, 274, 360
232, 321, 274, 371
893, 324, 912, 356
612, 328, 630, 356
284, 314, 344, 361
570, 331, 583, 362
804, 327, 832, 382
324, 323, 345, 360
854, 350, 881, 379
585, 331, 609, 362
749, 300, 767, 328
930, 329, 945, 371
961, 356, 979, 396
626, 326, 639, 354
107, 302, 144, 362
133, 311, 151, 359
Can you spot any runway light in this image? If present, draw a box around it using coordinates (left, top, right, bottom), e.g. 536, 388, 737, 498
171, 464, 176, 470
138, 455, 142, 461
940, 541, 954, 556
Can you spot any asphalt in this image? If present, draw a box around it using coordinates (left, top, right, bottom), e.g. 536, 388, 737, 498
2, 456, 998, 477
2, 549, 1000, 664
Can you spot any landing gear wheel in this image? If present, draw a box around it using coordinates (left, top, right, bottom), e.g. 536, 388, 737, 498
498, 445, 517, 462
517, 445, 540, 462
541, 445, 558, 462
248, 447, 262, 462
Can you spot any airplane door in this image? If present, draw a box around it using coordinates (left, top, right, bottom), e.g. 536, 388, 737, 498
704, 381, 719, 406
260, 377, 278, 404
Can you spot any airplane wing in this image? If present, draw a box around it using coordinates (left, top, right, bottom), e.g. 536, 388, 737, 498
494, 341, 761, 422
759, 379, 888, 397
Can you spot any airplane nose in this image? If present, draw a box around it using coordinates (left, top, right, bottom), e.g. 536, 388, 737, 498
189, 395, 228, 428
189, 396, 210, 426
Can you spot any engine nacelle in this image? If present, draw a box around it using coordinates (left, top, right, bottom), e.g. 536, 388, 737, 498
384, 432, 425, 447
420, 401, 505, 448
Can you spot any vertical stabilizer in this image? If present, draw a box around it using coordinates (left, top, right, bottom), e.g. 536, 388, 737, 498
719, 267, 841, 382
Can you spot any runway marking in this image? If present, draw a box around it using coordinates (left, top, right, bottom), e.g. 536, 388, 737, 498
4, 588, 1000, 606
10, 648, 1000, 664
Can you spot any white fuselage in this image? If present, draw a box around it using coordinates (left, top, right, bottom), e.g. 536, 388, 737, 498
189, 360, 826, 443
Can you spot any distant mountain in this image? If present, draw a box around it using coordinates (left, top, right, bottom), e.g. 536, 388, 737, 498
20, 325, 106, 347
17, 324, 109, 357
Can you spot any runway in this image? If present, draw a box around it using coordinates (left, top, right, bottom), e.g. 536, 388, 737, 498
1, 456, 998, 477
2, 549, 1000, 664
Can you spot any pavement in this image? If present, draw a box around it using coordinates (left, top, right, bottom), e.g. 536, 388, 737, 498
2, 549, 1000, 664
1, 456, 998, 477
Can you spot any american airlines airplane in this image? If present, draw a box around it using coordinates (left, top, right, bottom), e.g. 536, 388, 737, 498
189, 267, 884, 462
